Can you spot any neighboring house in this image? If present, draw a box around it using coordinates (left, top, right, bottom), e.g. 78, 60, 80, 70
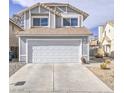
89, 35, 98, 48
98, 21, 114, 57
90, 38, 98, 56
9, 18, 23, 58
12, 3, 92, 63
90, 39, 98, 48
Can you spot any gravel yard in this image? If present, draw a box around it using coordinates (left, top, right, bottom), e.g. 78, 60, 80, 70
9, 62, 26, 77
86, 62, 114, 90
89, 56, 113, 63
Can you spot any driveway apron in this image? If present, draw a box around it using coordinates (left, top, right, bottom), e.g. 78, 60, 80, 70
9, 63, 113, 93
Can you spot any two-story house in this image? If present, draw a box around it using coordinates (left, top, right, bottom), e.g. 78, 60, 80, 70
13, 3, 92, 63
98, 21, 114, 57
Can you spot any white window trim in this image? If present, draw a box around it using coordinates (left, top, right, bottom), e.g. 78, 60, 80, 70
29, 10, 31, 29
31, 16, 49, 27
48, 11, 51, 28
19, 37, 20, 62
24, 12, 26, 29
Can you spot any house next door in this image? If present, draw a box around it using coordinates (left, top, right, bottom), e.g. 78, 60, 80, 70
27, 39, 82, 63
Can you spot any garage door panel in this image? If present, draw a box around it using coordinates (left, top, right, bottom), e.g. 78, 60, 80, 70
28, 40, 80, 46
28, 39, 81, 63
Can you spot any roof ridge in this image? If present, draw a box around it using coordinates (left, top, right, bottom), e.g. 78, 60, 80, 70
16, 27, 92, 36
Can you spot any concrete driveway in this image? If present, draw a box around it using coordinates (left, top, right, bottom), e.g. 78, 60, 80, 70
10, 63, 113, 93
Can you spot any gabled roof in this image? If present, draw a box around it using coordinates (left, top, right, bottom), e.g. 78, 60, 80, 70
43, 3, 89, 20
16, 27, 92, 36
16, 3, 61, 16
16, 3, 89, 20
99, 20, 114, 33
9, 18, 24, 30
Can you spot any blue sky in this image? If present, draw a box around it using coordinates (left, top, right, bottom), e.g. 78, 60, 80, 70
9, 0, 114, 36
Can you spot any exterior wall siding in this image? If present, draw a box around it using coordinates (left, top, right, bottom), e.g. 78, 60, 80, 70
50, 12, 55, 28
82, 36, 89, 61
20, 37, 26, 55
40, 7, 49, 13
56, 15, 61, 28
9, 22, 22, 47
9, 21, 23, 59
25, 11, 29, 29
31, 6, 39, 13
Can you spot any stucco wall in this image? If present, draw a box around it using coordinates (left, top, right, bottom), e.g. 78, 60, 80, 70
9, 22, 22, 47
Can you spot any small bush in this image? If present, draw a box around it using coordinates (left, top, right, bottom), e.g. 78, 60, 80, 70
100, 59, 111, 69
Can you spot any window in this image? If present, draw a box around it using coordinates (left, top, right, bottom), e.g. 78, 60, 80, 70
41, 18, 48, 26
33, 18, 40, 26
63, 18, 70, 26
33, 17, 48, 26
71, 18, 78, 26
63, 18, 78, 26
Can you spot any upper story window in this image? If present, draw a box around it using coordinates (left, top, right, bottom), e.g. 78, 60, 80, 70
32, 17, 48, 27
63, 18, 70, 26
71, 18, 78, 26
63, 18, 78, 27
33, 18, 40, 26
40, 18, 48, 26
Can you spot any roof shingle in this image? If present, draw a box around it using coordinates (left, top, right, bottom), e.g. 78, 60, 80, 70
16, 27, 92, 36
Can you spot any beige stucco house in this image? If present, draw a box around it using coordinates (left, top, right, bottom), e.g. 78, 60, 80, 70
9, 18, 23, 58
98, 21, 114, 57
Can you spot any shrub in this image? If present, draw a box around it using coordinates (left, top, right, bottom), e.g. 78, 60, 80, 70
100, 59, 111, 69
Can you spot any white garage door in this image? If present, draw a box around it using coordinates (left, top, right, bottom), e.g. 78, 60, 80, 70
27, 39, 81, 63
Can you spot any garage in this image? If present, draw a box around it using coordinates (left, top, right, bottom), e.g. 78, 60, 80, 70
27, 39, 82, 63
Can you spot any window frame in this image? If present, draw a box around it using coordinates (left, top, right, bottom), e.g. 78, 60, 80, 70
63, 17, 78, 27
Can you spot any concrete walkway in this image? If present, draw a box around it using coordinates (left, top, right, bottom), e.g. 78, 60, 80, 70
9, 63, 113, 93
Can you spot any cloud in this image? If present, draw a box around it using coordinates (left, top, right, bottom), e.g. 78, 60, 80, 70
11, 0, 114, 29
